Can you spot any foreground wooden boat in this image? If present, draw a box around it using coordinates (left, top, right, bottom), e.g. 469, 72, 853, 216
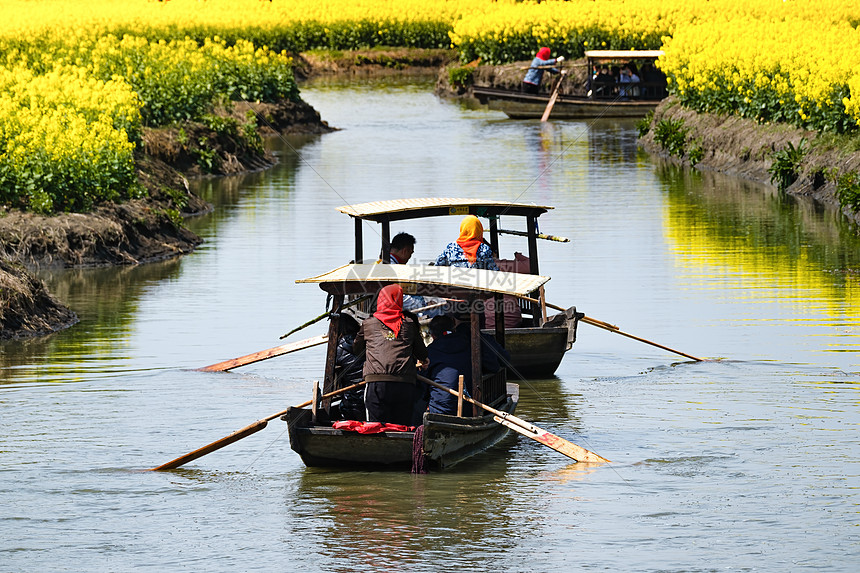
284, 382, 518, 470
336, 197, 582, 378
472, 50, 667, 120
285, 263, 547, 470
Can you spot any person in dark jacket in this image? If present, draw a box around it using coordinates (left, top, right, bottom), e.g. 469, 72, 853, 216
424, 315, 471, 415
334, 314, 366, 421
353, 284, 429, 425
423, 314, 511, 416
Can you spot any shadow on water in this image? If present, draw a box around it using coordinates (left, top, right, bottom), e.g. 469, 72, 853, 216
285, 459, 527, 569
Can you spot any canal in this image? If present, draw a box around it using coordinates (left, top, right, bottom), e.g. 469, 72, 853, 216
1, 76, 858, 571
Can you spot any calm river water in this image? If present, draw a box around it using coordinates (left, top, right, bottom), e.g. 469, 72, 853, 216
2, 76, 859, 572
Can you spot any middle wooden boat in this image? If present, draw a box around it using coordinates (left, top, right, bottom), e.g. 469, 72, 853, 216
283, 263, 549, 470
335, 197, 583, 378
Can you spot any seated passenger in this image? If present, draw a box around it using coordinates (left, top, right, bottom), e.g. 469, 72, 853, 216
618, 64, 640, 98
435, 215, 499, 271
353, 284, 429, 425
424, 315, 472, 415
592, 66, 614, 97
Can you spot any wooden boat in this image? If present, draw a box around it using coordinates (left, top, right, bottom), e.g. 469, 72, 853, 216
472, 50, 667, 120
284, 263, 546, 470
336, 197, 582, 378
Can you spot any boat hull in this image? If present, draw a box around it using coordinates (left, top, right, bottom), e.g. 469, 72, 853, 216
491, 307, 582, 378
472, 86, 661, 119
285, 383, 519, 470
499, 326, 570, 378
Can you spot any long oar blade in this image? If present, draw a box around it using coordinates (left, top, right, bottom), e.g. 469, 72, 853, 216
579, 316, 703, 362
518, 294, 704, 362
151, 419, 270, 471
150, 380, 368, 471
493, 415, 609, 463
417, 375, 609, 464
198, 334, 328, 372
540, 70, 566, 122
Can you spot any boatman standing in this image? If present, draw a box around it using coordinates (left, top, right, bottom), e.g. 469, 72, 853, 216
522, 47, 565, 94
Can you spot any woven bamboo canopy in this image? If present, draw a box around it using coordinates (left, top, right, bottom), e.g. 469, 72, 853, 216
297, 264, 549, 298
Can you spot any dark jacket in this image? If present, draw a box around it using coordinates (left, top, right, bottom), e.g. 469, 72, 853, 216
353, 313, 428, 384
426, 329, 511, 415
335, 333, 364, 387
454, 323, 511, 372
426, 333, 473, 415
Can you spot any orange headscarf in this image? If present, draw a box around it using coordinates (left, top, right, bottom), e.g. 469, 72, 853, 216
374, 284, 404, 337
456, 215, 484, 264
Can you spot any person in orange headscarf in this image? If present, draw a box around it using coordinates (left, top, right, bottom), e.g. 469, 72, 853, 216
353, 284, 430, 425
434, 215, 500, 270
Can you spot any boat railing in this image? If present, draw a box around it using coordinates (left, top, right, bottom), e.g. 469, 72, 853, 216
480, 368, 508, 408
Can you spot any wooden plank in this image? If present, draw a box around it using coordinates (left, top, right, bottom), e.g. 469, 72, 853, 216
297, 264, 551, 298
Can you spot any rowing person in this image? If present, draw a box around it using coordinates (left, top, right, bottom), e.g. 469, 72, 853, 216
522, 47, 565, 94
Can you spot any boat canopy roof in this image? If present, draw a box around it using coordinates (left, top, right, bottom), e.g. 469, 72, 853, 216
297, 263, 549, 298
584, 50, 664, 63
336, 197, 552, 222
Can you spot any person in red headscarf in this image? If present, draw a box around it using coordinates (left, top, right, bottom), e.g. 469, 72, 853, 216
522, 46, 565, 94
434, 215, 500, 270
353, 284, 430, 425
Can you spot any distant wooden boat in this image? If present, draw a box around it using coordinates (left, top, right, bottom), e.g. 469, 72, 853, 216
285, 263, 544, 470
336, 197, 583, 378
472, 50, 667, 120
472, 86, 661, 119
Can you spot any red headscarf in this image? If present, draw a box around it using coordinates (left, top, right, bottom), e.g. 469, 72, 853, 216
374, 284, 404, 337
456, 215, 484, 264
536, 47, 551, 60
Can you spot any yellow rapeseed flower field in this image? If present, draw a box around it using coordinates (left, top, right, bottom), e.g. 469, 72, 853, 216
0, 0, 858, 213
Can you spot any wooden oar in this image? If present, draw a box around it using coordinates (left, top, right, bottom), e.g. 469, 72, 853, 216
417, 375, 610, 463
150, 380, 369, 471
518, 296, 704, 362
541, 70, 567, 122
497, 228, 570, 242
198, 334, 328, 372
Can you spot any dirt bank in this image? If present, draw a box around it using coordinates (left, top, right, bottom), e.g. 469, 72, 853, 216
294, 48, 458, 79
0, 97, 332, 338
0, 259, 78, 339
638, 97, 860, 227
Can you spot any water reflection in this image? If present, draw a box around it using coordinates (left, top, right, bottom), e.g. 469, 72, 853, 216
287, 460, 531, 570
1, 261, 184, 385
658, 159, 860, 352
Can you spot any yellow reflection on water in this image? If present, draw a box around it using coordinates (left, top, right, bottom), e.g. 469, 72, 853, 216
659, 165, 860, 353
